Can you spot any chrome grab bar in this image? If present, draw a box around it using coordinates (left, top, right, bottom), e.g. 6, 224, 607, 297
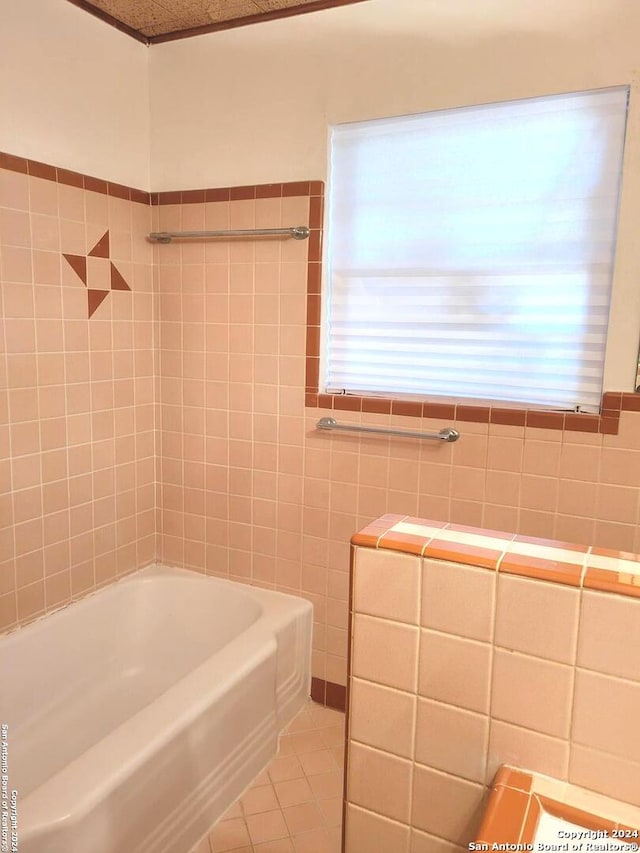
148, 226, 310, 243
316, 416, 459, 442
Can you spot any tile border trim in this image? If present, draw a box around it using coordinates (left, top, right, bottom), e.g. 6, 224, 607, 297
304, 388, 639, 437
0, 151, 151, 205
352, 514, 640, 600
311, 676, 347, 712
0, 151, 323, 206
151, 180, 325, 205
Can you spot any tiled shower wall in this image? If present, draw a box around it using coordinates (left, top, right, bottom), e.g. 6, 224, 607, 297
0, 160, 156, 632
155, 191, 640, 689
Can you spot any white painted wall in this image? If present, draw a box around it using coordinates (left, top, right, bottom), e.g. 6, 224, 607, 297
150, 0, 640, 391
3, 0, 640, 388
0, 0, 150, 188
149, 0, 640, 189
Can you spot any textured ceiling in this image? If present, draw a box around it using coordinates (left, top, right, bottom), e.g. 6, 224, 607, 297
67, 0, 369, 43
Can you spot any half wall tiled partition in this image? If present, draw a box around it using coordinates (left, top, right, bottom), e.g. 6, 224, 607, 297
345, 514, 640, 852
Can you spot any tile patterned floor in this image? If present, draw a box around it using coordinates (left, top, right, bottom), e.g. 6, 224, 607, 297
191, 702, 345, 853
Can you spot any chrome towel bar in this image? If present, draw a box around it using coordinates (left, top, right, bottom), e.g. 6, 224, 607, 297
148, 226, 310, 243
316, 416, 460, 442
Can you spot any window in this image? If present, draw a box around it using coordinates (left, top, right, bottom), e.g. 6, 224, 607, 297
322, 87, 629, 413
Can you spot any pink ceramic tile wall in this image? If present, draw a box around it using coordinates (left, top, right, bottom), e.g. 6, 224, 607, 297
155, 194, 640, 688
345, 546, 640, 852
0, 165, 156, 632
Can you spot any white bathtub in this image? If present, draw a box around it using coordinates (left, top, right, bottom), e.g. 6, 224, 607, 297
1, 565, 312, 853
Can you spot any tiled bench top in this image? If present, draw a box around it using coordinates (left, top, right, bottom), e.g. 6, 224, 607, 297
352, 514, 640, 599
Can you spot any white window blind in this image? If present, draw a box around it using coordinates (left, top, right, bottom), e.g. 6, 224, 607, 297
323, 87, 629, 412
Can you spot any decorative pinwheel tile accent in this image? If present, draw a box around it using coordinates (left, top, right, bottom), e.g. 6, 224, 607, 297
63, 230, 131, 317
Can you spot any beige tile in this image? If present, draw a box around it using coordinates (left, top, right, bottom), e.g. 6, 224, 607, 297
325, 632, 347, 672
330, 746, 344, 771
246, 809, 290, 846
608, 411, 640, 450
0, 169, 29, 211
594, 520, 636, 552
482, 504, 519, 534
253, 841, 294, 853
559, 443, 601, 481
569, 744, 640, 810
209, 817, 252, 851
319, 725, 344, 753
599, 447, 640, 487
410, 829, 466, 853
311, 708, 344, 732
350, 678, 416, 759
411, 765, 485, 846
491, 649, 573, 738
485, 470, 521, 507
595, 483, 639, 525
274, 777, 314, 808
221, 801, 243, 821
253, 769, 272, 788
296, 750, 337, 777
347, 742, 412, 823
354, 547, 421, 624
452, 433, 488, 469
268, 754, 305, 783
577, 590, 640, 682
317, 797, 342, 827
522, 440, 561, 477
554, 514, 595, 548
282, 802, 325, 835
415, 698, 488, 783
572, 669, 640, 763
495, 574, 579, 664
419, 630, 491, 714
557, 479, 597, 518
291, 827, 335, 853
487, 719, 569, 783
306, 771, 342, 800
346, 804, 410, 853
519, 474, 559, 512
287, 705, 323, 734
421, 558, 494, 642
487, 436, 523, 473
451, 465, 485, 501
352, 614, 419, 692
518, 507, 555, 539
288, 730, 328, 755
241, 784, 280, 815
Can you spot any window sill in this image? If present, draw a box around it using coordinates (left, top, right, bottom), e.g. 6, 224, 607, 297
303, 391, 640, 436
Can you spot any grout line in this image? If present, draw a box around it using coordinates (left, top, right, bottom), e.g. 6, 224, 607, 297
199, 702, 345, 853
484, 552, 499, 786
566, 572, 586, 784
